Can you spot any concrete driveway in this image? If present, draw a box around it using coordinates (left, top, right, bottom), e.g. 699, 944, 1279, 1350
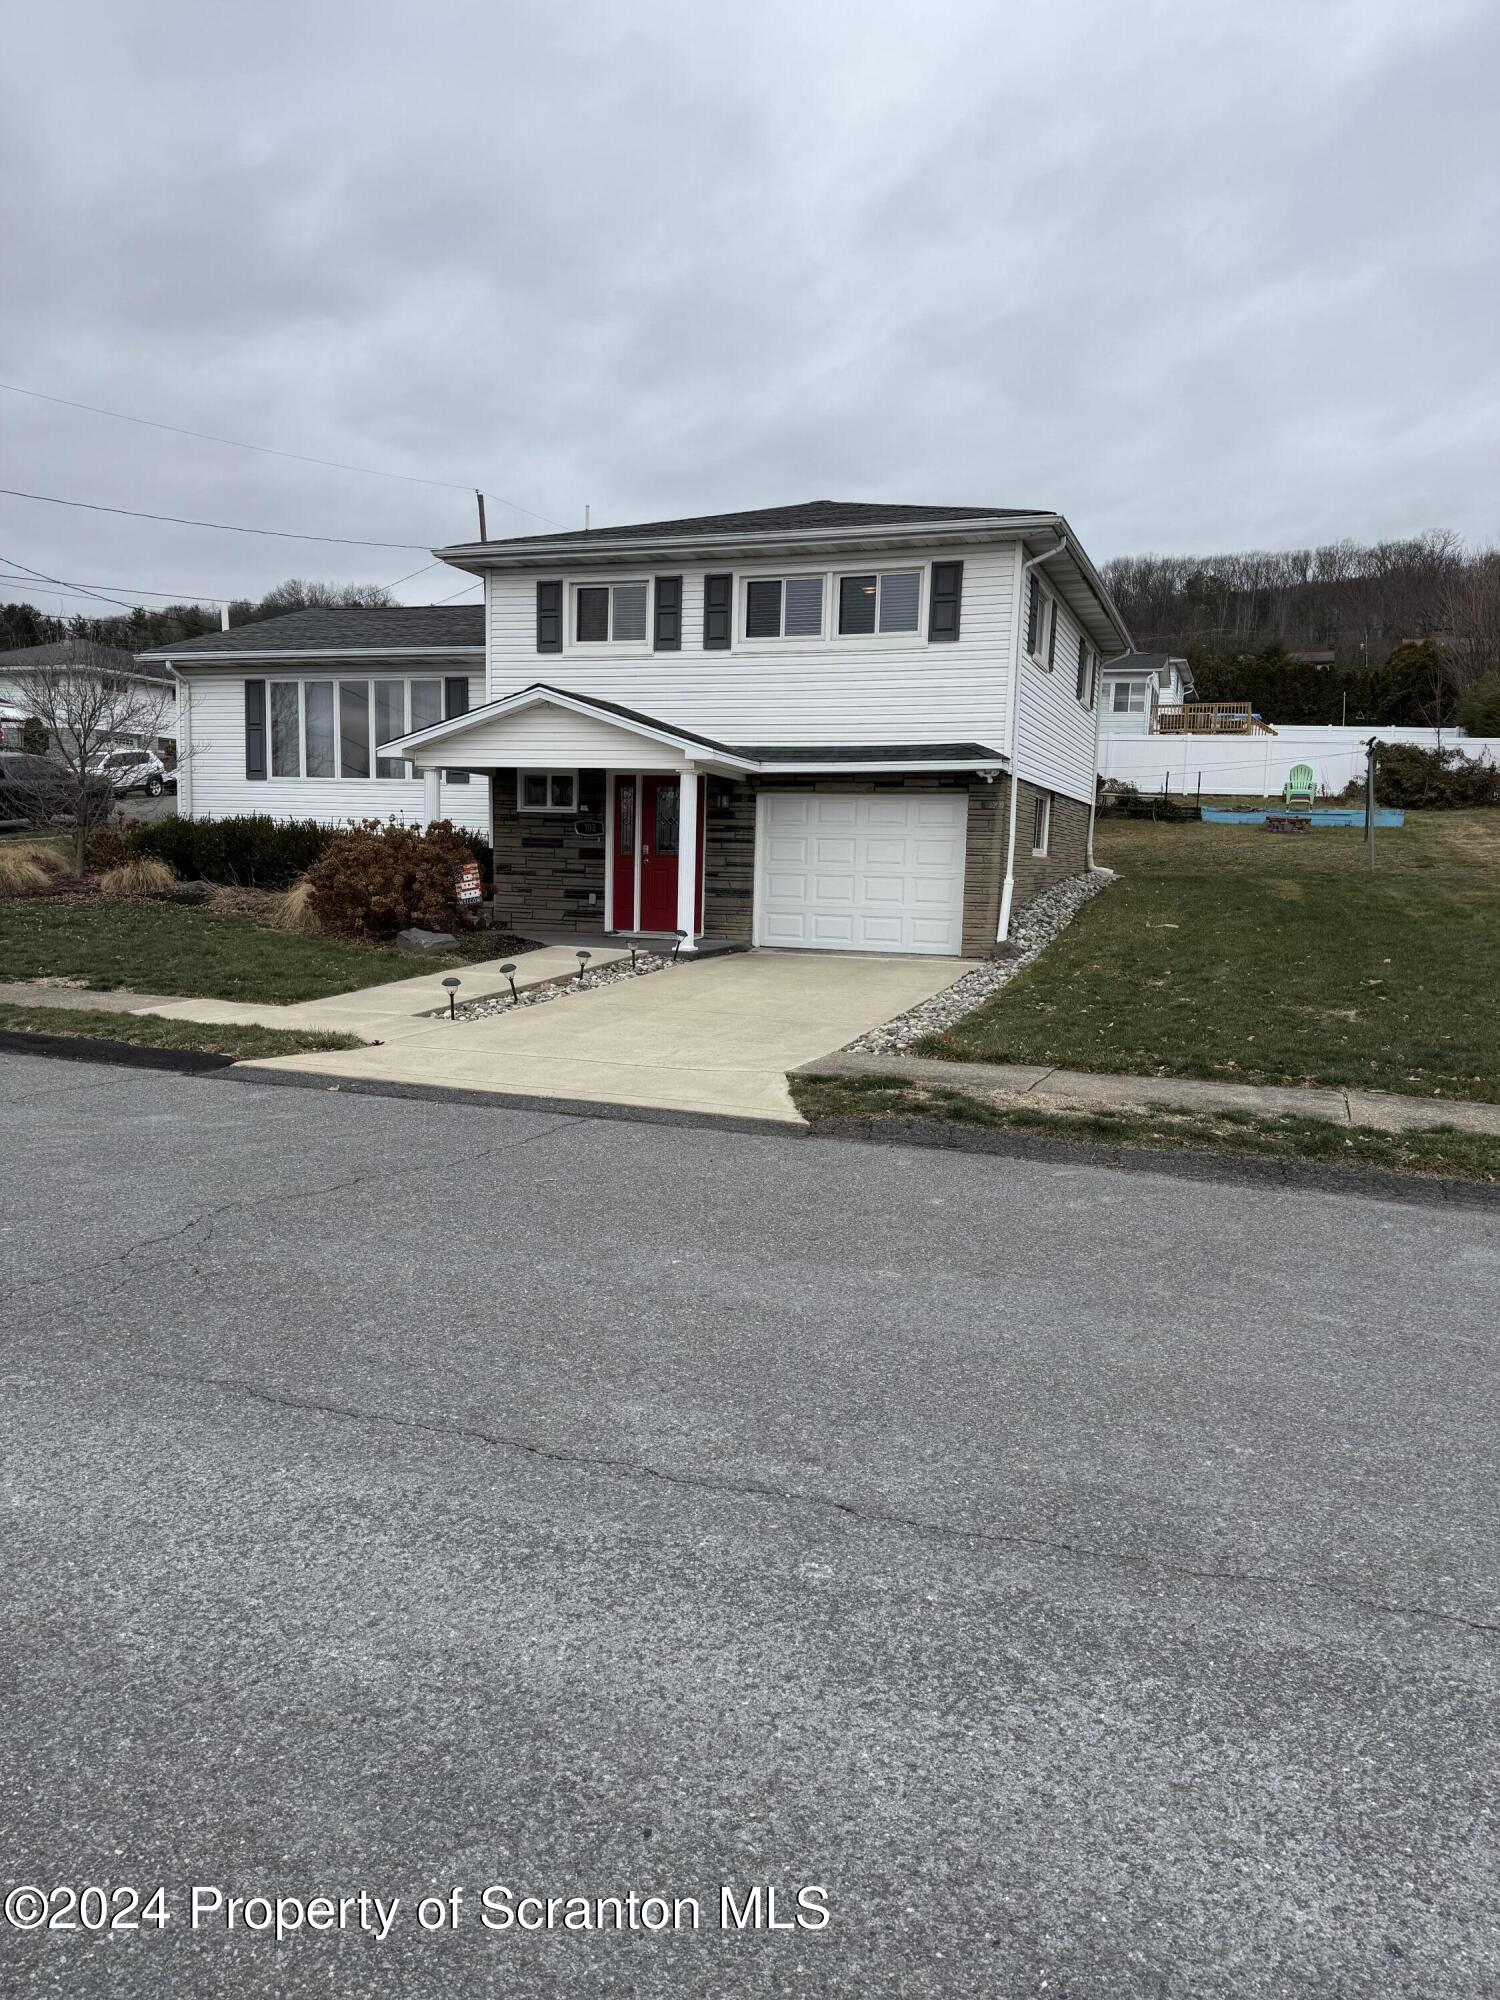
3, 1051, 1496, 1998
236, 949, 975, 1124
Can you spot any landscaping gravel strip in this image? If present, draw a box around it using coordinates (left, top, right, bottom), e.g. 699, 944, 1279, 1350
454, 950, 674, 1019
843, 868, 1113, 1054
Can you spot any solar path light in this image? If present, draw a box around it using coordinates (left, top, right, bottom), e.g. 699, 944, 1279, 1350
441, 976, 461, 1020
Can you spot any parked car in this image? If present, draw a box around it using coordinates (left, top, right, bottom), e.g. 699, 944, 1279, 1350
89, 747, 177, 798
0, 752, 112, 830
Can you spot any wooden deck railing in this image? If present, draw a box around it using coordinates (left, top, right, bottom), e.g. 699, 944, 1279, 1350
1154, 702, 1276, 736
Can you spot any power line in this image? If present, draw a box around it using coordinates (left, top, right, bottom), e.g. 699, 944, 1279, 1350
0, 379, 568, 528
0, 556, 140, 613
0, 488, 435, 550
437, 580, 483, 602
0, 555, 229, 605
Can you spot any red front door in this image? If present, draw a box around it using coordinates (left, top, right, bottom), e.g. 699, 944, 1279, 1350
639, 775, 680, 930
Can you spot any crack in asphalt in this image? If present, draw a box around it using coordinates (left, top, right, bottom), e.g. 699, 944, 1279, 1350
0, 1115, 581, 1312
140, 1367, 1500, 1642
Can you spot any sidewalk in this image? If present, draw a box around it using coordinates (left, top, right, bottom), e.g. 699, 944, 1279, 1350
798, 1052, 1500, 1137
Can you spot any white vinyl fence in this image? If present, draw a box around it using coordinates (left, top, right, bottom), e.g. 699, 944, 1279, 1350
1099, 726, 1500, 799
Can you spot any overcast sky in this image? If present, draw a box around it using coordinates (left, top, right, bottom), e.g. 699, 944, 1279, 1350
2, 0, 1496, 615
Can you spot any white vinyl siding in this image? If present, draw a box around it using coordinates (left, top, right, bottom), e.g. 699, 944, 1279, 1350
1016, 570, 1096, 803
486, 545, 1018, 750
171, 667, 491, 836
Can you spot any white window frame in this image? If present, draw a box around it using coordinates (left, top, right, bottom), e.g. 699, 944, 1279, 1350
833, 566, 926, 641
1110, 679, 1149, 716
249, 676, 461, 782
1076, 639, 1096, 708
738, 571, 828, 644
1031, 790, 1052, 857
1028, 580, 1059, 667
568, 578, 651, 651
517, 768, 580, 814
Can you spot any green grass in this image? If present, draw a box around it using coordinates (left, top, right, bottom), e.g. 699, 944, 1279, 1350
0, 1002, 364, 1061
789, 1073, 1500, 1183
921, 812, 1500, 1103
0, 896, 463, 1004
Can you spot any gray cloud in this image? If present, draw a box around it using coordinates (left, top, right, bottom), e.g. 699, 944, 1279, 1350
1, 0, 1495, 618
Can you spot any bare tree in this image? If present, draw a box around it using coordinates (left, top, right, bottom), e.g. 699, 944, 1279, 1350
1438, 547, 1500, 697
11, 644, 175, 870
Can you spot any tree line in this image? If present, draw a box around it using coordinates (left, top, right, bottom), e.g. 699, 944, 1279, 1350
0, 578, 396, 656
1101, 532, 1500, 729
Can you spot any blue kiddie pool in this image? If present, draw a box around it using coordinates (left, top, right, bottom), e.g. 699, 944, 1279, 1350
1201, 807, 1405, 827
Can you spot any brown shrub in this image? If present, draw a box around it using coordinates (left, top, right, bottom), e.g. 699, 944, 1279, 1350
83, 827, 132, 873
303, 819, 475, 942
98, 856, 178, 898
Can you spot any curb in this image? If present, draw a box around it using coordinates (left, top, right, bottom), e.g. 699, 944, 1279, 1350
804, 1115, 1500, 1212
211, 1061, 804, 1138
0, 1029, 237, 1075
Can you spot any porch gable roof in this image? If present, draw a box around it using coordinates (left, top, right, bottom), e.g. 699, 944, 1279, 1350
384, 682, 1009, 775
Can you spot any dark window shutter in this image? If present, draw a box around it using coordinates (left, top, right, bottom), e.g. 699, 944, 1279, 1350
1024, 575, 1039, 656
654, 575, 683, 651
244, 678, 267, 779
1046, 599, 1058, 671
928, 561, 963, 643
703, 573, 733, 650
444, 674, 470, 785
536, 579, 563, 653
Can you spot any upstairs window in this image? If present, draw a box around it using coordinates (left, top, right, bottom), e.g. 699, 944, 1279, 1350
1110, 680, 1149, 714
744, 575, 824, 639
837, 569, 921, 636
1028, 580, 1057, 665
1076, 639, 1095, 707
575, 581, 648, 644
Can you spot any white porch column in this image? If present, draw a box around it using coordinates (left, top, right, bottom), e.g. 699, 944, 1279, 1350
422, 765, 442, 825
675, 762, 699, 951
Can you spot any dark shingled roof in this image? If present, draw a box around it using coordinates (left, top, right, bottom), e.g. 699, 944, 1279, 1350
145, 605, 485, 658
1, 639, 167, 681
452, 498, 1040, 551
738, 742, 1004, 763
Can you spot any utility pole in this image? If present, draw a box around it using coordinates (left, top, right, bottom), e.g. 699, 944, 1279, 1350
1364, 736, 1378, 872
475, 491, 488, 542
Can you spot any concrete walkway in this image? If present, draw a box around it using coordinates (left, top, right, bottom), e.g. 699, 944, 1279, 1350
233, 951, 977, 1125
801, 1052, 1500, 1137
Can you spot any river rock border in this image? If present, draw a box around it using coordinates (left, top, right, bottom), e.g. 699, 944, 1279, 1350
842, 869, 1114, 1055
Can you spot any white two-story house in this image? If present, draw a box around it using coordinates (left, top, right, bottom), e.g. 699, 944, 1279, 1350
144, 501, 1131, 957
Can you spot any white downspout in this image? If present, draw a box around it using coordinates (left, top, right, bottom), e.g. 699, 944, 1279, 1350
1086, 638, 1104, 870
998, 536, 1070, 943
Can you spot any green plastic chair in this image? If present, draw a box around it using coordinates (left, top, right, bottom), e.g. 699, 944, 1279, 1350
1283, 763, 1316, 809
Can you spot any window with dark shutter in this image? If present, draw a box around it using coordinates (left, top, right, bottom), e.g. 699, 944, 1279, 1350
654, 575, 682, 651
703, 573, 733, 650
928, 562, 963, 642
536, 579, 563, 652
444, 674, 470, 785
1075, 636, 1091, 705
244, 679, 267, 780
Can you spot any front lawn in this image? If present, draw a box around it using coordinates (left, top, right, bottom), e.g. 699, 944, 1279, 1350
921, 812, 1500, 1103
0, 896, 464, 1004
0, 1002, 364, 1061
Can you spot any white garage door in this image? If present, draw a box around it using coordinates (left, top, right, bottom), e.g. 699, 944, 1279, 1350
756, 791, 968, 955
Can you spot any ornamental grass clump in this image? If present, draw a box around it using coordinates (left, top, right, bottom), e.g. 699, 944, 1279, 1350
303, 819, 476, 942
97, 856, 178, 898
0, 843, 70, 896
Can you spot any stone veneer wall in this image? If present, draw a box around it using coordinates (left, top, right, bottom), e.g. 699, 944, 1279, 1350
489, 768, 607, 933
491, 766, 1091, 950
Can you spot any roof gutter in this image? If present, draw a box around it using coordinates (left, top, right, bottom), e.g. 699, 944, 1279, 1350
434, 513, 1065, 570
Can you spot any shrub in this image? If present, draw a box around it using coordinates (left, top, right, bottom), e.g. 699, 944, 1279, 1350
304, 820, 477, 941
1374, 742, 1500, 810
1457, 674, 1500, 738
130, 813, 337, 888
84, 826, 132, 873
0, 843, 70, 896
99, 856, 178, 898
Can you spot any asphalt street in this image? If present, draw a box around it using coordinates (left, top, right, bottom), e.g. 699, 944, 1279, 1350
1, 1050, 1495, 1998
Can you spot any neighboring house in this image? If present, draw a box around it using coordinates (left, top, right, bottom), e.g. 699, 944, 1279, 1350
0, 641, 177, 755
144, 501, 1131, 957
1098, 652, 1196, 735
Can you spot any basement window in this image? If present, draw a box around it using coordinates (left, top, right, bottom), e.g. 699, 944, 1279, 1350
1031, 791, 1052, 857
518, 770, 578, 813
